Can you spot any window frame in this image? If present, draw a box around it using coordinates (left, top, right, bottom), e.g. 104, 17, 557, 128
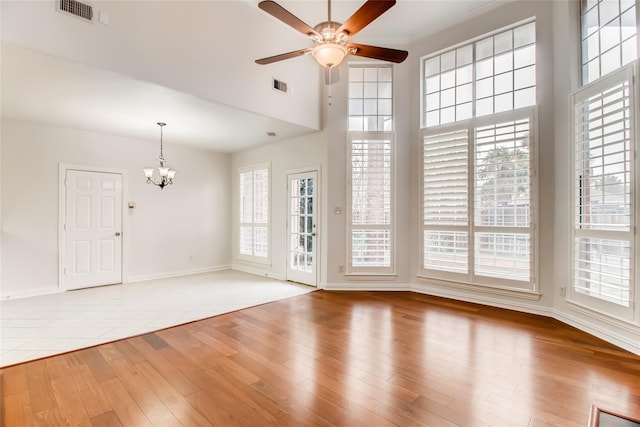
569, 62, 639, 322
238, 162, 271, 265
419, 107, 539, 294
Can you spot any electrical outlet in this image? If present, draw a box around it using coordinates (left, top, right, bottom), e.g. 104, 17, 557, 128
338, 265, 344, 273
560, 287, 566, 297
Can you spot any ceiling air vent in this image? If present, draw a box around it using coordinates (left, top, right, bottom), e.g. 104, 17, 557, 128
273, 78, 288, 93
58, 0, 94, 22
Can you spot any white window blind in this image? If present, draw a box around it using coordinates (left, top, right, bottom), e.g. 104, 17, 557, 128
239, 164, 270, 263
570, 64, 636, 319
421, 108, 536, 290
347, 133, 394, 272
474, 119, 532, 282
423, 129, 469, 273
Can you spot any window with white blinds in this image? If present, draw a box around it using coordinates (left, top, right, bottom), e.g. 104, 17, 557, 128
421, 108, 536, 291
475, 119, 532, 282
239, 163, 270, 263
347, 133, 394, 273
423, 129, 469, 273
570, 64, 636, 320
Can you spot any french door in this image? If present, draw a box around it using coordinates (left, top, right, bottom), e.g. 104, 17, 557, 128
287, 171, 318, 286
64, 170, 123, 290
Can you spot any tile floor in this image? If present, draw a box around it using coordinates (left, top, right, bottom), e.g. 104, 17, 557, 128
0, 270, 314, 367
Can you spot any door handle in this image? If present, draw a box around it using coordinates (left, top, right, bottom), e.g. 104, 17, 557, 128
115, 232, 121, 237
311, 233, 316, 237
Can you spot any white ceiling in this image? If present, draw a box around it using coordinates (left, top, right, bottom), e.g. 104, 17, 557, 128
265, 0, 502, 45
1, 44, 315, 152
1, 0, 503, 152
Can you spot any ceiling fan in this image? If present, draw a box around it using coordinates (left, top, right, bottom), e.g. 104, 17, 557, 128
255, 0, 408, 71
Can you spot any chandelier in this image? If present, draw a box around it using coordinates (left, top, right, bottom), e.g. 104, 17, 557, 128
142, 122, 176, 189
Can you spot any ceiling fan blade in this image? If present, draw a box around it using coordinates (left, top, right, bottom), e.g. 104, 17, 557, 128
347, 43, 408, 63
324, 67, 340, 85
336, 0, 396, 39
258, 1, 321, 38
255, 48, 312, 65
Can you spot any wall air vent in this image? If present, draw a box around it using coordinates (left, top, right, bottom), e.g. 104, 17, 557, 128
273, 78, 288, 93
58, 0, 94, 22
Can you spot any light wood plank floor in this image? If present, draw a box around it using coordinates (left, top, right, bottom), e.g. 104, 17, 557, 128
1, 291, 639, 426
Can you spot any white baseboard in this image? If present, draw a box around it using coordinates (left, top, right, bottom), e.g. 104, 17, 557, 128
1, 287, 63, 300
325, 282, 408, 291
230, 264, 285, 281
127, 265, 230, 283
411, 282, 554, 317
554, 309, 640, 355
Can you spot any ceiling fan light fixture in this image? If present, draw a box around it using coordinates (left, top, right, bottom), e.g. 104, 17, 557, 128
312, 43, 347, 68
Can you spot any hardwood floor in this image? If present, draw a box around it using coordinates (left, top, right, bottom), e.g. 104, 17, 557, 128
1, 290, 639, 426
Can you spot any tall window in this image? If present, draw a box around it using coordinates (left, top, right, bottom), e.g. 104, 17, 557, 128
420, 21, 537, 292
571, 1, 638, 321
239, 163, 270, 263
571, 64, 636, 321
581, 0, 637, 85
347, 65, 395, 274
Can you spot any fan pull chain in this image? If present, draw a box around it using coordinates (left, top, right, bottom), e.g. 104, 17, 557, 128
328, 67, 333, 106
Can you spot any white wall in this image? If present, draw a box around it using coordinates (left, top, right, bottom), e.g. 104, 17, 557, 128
0, 1, 321, 131
1, 118, 231, 298
231, 131, 326, 283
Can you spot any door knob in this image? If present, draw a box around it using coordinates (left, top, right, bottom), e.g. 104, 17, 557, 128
115, 232, 121, 237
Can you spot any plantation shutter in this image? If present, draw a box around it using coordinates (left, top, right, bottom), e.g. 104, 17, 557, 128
423, 129, 469, 274
571, 65, 635, 316
239, 171, 253, 256
348, 133, 394, 271
239, 164, 270, 262
474, 118, 533, 282
421, 109, 536, 290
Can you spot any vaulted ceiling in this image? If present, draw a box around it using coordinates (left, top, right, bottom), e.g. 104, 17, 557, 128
1, 0, 504, 152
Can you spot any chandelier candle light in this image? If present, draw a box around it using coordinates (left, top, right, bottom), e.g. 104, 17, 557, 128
143, 122, 176, 189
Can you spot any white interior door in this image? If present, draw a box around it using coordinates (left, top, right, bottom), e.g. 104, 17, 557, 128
64, 170, 123, 290
287, 171, 318, 286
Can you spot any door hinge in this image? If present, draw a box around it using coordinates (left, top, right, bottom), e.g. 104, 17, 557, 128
63, 267, 66, 275
63, 224, 66, 231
